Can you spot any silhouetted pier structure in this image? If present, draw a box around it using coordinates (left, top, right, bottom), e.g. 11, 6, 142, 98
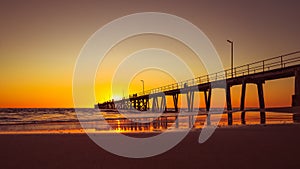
97, 51, 300, 125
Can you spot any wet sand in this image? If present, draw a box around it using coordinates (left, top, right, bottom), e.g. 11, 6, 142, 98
1, 124, 300, 169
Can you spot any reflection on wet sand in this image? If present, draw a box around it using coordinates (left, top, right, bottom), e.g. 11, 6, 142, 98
102, 111, 294, 133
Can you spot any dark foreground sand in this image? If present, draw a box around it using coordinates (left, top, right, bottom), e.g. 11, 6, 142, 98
1, 124, 300, 169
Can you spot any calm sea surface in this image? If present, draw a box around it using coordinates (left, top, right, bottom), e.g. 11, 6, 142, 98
0, 108, 295, 134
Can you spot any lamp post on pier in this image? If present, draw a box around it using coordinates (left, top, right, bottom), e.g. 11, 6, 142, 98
141, 80, 145, 95
227, 40, 234, 78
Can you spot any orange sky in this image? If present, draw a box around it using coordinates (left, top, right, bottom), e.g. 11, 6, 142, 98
0, 0, 299, 108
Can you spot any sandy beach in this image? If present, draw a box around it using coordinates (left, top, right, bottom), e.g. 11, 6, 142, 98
0, 124, 299, 169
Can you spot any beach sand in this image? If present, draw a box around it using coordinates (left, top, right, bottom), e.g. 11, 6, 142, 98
1, 124, 300, 169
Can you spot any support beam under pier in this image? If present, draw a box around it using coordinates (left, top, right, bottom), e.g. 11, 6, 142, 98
204, 88, 211, 112
257, 82, 266, 124
160, 95, 167, 112
240, 81, 247, 124
173, 94, 179, 112
187, 91, 195, 112
292, 69, 300, 107
226, 85, 233, 125
152, 97, 158, 112
204, 88, 212, 125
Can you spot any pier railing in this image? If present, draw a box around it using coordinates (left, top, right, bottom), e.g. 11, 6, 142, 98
128, 51, 300, 98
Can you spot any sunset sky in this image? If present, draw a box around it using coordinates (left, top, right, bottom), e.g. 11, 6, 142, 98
0, 0, 300, 108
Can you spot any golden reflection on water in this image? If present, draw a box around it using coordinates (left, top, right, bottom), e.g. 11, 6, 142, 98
0, 111, 295, 134
102, 111, 294, 133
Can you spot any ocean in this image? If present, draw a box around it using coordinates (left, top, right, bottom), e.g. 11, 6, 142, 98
0, 108, 295, 134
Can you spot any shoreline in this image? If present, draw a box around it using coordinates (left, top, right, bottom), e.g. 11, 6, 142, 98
0, 122, 298, 135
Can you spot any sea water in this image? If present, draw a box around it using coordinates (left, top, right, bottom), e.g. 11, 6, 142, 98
0, 108, 295, 134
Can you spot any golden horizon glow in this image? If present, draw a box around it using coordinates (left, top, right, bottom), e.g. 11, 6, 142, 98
94, 34, 207, 106
0, 1, 299, 108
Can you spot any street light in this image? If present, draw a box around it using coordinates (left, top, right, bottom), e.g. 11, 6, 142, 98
140, 80, 144, 95
227, 40, 234, 78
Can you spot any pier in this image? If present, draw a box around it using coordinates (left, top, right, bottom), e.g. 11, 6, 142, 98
97, 51, 300, 125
